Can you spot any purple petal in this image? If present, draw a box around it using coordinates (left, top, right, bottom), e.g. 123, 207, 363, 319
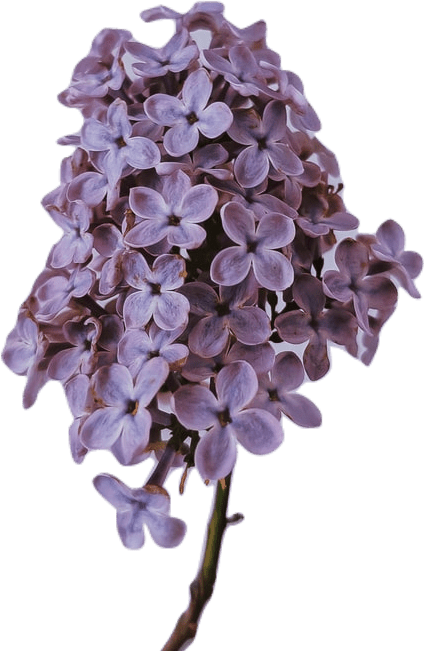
375, 219, 405, 257
322, 271, 352, 303
234, 145, 269, 188
256, 212, 295, 249
198, 102, 233, 138
216, 361, 258, 414
335, 238, 369, 281
155, 291, 190, 330
125, 137, 160, 170
262, 100, 287, 141
116, 509, 145, 549
280, 393, 322, 428
325, 211, 359, 232
228, 306, 271, 345
210, 247, 252, 286
303, 339, 330, 381
274, 311, 312, 344
123, 291, 155, 329
272, 351, 304, 391
122, 251, 151, 288
180, 185, 218, 223
231, 409, 284, 454
144, 94, 185, 126
164, 121, 199, 157
67, 172, 107, 207
81, 407, 123, 449
194, 426, 237, 481
292, 274, 326, 317
227, 342, 275, 374
178, 281, 218, 314
362, 276, 397, 310
188, 315, 229, 358
93, 474, 132, 509
167, 221, 207, 248
81, 118, 114, 151
253, 248, 294, 291
173, 384, 218, 430
118, 329, 151, 369
134, 357, 169, 406
221, 202, 254, 245
152, 254, 186, 290
115, 409, 152, 465
93, 223, 123, 257
48, 347, 83, 381
182, 68, 212, 113
267, 143, 303, 177
129, 186, 168, 220
144, 512, 187, 548
94, 363, 134, 406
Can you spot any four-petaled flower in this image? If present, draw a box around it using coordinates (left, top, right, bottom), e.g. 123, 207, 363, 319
81, 358, 169, 465
210, 202, 295, 290
144, 68, 233, 156
173, 360, 284, 480
93, 473, 187, 549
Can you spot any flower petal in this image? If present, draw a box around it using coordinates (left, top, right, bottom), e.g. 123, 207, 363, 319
231, 409, 284, 454
279, 393, 322, 428
228, 306, 271, 345
216, 360, 258, 413
144, 93, 185, 126
144, 512, 187, 548
253, 248, 294, 291
256, 212, 296, 249
234, 145, 269, 188
198, 102, 233, 138
221, 202, 254, 245
93, 474, 132, 509
81, 407, 123, 449
188, 316, 229, 358
210, 247, 252, 286
173, 384, 218, 430
164, 122, 199, 157
129, 186, 168, 220
123, 291, 155, 329
194, 425, 237, 481
180, 184, 218, 223
155, 291, 190, 330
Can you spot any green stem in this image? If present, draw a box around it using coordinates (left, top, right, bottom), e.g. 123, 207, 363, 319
161, 473, 239, 651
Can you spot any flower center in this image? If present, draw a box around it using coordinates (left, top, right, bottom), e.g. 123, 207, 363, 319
168, 214, 181, 226
126, 399, 139, 416
186, 111, 199, 125
217, 407, 232, 427
115, 136, 127, 149
149, 282, 162, 295
257, 137, 268, 151
215, 301, 231, 317
268, 388, 279, 402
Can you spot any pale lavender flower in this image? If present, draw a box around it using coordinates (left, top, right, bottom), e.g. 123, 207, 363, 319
45, 200, 94, 268
275, 274, 358, 381
92, 223, 127, 295
81, 98, 160, 188
322, 238, 398, 334
127, 28, 198, 77
35, 267, 95, 320
210, 202, 295, 290
156, 144, 231, 181
93, 474, 186, 549
251, 352, 322, 427
202, 45, 267, 97
2, 313, 50, 408
173, 361, 284, 480
81, 358, 169, 465
47, 317, 103, 382
118, 323, 188, 377
229, 101, 303, 188
372, 220, 423, 298
180, 279, 271, 357
65, 373, 90, 464
122, 252, 190, 330
143, 68, 233, 156
125, 170, 218, 249
67, 170, 109, 208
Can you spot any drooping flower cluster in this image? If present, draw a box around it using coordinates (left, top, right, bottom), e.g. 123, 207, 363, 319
2, 3, 422, 551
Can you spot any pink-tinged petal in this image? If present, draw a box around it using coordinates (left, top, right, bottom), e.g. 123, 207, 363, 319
272, 351, 304, 391
227, 342, 275, 374
129, 186, 168, 220
114, 409, 151, 465
253, 248, 294, 291
335, 238, 369, 281
182, 68, 212, 113
228, 306, 271, 345
155, 292, 190, 330
221, 202, 254, 245
188, 316, 229, 358
180, 185, 218, 223
303, 339, 330, 381
123, 291, 155, 329
194, 426, 237, 481
267, 143, 303, 177
210, 247, 252, 286
198, 102, 233, 138
293, 274, 326, 317
125, 219, 169, 248
134, 357, 169, 406
362, 276, 398, 310
94, 363, 134, 406
173, 384, 218, 430
275, 311, 312, 344
216, 360, 258, 413
164, 121, 199, 157
81, 407, 123, 449
178, 281, 218, 314
322, 271, 352, 303
256, 212, 296, 249
279, 393, 322, 428
167, 222, 207, 249
93, 474, 132, 509
231, 409, 283, 454
144, 93, 185, 126
234, 145, 269, 188
145, 512, 187, 548
125, 137, 160, 170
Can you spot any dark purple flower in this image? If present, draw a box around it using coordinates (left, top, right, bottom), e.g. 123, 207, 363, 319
35, 267, 95, 320
144, 68, 233, 156
203, 45, 267, 97
173, 361, 283, 480
210, 202, 295, 290
127, 28, 198, 77
372, 220, 422, 298
93, 474, 186, 549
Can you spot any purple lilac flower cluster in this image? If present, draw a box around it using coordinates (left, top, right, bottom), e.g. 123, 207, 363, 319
2, 3, 422, 550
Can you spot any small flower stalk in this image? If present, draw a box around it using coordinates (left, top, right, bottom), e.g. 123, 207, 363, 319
2, 3, 422, 650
